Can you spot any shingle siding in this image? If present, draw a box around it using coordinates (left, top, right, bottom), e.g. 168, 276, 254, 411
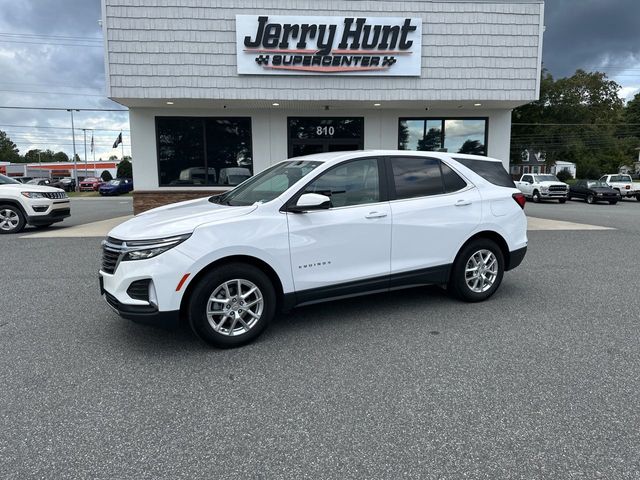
103, 0, 543, 102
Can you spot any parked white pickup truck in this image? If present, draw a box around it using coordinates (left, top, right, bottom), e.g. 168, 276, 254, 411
599, 174, 640, 200
515, 174, 569, 203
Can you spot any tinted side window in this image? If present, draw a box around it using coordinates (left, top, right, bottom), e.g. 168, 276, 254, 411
454, 158, 515, 188
441, 162, 467, 193
304, 158, 380, 208
390, 157, 443, 199
522, 175, 532, 183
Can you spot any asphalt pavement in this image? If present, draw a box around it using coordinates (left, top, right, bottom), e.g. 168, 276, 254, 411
1, 199, 639, 479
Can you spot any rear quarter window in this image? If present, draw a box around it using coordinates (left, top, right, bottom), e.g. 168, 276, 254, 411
454, 158, 515, 188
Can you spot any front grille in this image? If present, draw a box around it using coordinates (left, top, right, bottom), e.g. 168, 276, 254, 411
127, 280, 150, 301
41, 192, 67, 199
102, 237, 124, 274
549, 185, 567, 192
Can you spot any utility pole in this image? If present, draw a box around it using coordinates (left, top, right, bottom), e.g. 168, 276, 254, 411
82, 129, 88, 177
67, 109, 80, 190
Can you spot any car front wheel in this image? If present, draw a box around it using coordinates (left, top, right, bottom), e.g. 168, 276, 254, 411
0, 205, 26, 234
587, 194, 595, 204
188, 263, 276, 348
559, 198, 566, 204
532, 190, 541, 203
449, 239, 504, 302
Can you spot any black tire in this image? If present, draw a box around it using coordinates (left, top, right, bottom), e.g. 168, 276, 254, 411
0, 204, 26, 234
448, 239, 505, 302
609, 200, 618, 205
636, 195, 640, 202
532, 190, 541, 203
188, 263, 276, 348
559, 198, 566, 204
587, 194, 595, 204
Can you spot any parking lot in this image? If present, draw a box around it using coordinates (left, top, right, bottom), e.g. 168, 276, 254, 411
2, 198, 640, 479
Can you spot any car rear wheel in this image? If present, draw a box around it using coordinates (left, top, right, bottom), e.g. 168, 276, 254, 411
449, 239, 504, 302
188, 263, 276, 348
0, 205, 26, 234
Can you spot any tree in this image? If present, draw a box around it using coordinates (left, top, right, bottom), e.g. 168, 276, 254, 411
555, 169, 573, 182
417, 128, 441, 151
511, 69, 628, 177
117, 158, 132, 178
101, 170, 113, 181
108, 155, 118, 162
458, 139, 485, 155
53, 151, 69, 163
0, 130, 20, 162
24, 149, 42, 163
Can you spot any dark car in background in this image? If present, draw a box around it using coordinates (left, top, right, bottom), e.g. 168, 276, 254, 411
51, 177, 76, 192
569, 180, 620, 205
79, 177, 103, 192
14, 177, 34, 184
99, 178, 133, 196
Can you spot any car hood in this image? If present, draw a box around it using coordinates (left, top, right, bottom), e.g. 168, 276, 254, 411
108, 197, 258, 240
0, 184, 65, 193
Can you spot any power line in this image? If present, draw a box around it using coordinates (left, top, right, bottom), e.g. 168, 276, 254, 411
0, 124, 129, 132
0, 89, 106, 97
0, 39, 103, 47
0, 31, 102, 42
0, 106, 128, 112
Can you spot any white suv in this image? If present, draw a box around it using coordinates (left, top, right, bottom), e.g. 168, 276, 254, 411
99, 151, 528, 348
0, 174, 70, 234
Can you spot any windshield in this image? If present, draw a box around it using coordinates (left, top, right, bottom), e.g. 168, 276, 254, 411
535, 175, 559, 182
0, 174, 20, 185
212, 160, 322, 206
587, 181, 609, 188
108, 180, 121, 185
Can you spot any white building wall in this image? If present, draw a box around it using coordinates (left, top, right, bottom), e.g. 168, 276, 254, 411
129, 106, 513, 190
103, 0, 544, 104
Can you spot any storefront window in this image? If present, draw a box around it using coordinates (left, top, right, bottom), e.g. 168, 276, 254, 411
398, 118, 487, 156
156, 117, 252, 187
288, 117, 364, 157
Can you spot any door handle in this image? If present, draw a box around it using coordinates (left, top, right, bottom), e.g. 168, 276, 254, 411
455, 199, 472, 206
365, 211, 387, 219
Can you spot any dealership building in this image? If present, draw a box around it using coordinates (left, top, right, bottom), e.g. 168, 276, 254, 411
101, 0, 544, 212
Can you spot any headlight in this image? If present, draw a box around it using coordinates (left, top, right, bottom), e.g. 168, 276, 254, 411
21, 192, 46, 198
540, 186, 548, 191
120, 233, 191, 261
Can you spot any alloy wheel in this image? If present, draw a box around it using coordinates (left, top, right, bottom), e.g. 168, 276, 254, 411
465, 249, 499, 293
0, 208, 19, 232
206, 279, 264, 336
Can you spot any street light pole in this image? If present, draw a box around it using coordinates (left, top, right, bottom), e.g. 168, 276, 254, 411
83, 128, 88, 177
67, 109, 79, 191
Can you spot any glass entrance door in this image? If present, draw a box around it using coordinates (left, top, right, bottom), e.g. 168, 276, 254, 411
288, 117, 364, 158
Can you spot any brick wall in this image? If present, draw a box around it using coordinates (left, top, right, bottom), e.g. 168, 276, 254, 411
133, 190, 226, 214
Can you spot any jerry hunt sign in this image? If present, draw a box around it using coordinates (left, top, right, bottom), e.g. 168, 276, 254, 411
236, 15, 422, 76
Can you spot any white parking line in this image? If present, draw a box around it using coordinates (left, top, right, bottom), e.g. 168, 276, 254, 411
21, 215, 133, 238
527, 216, 614, 231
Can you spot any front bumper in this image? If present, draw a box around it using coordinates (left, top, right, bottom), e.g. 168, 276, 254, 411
27, 203, 70, 225
100, 277, 180, 327
540, 191, 568, 198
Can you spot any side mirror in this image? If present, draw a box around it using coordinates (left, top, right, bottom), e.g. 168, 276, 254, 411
289, 193, 332, 213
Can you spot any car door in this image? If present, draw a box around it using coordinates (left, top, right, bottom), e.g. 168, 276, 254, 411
285, 157, 391, 299
386, 156, 481, 283
521, 175, 533, 195
573, 180, 584, 198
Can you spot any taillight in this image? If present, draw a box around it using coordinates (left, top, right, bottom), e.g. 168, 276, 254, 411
512, 192, 526, 209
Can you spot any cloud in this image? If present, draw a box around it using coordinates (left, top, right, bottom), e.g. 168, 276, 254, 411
0, 0, 129, 161
543, 0, 640, 83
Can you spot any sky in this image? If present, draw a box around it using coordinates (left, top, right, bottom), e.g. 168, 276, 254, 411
0, 0, 639, 162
